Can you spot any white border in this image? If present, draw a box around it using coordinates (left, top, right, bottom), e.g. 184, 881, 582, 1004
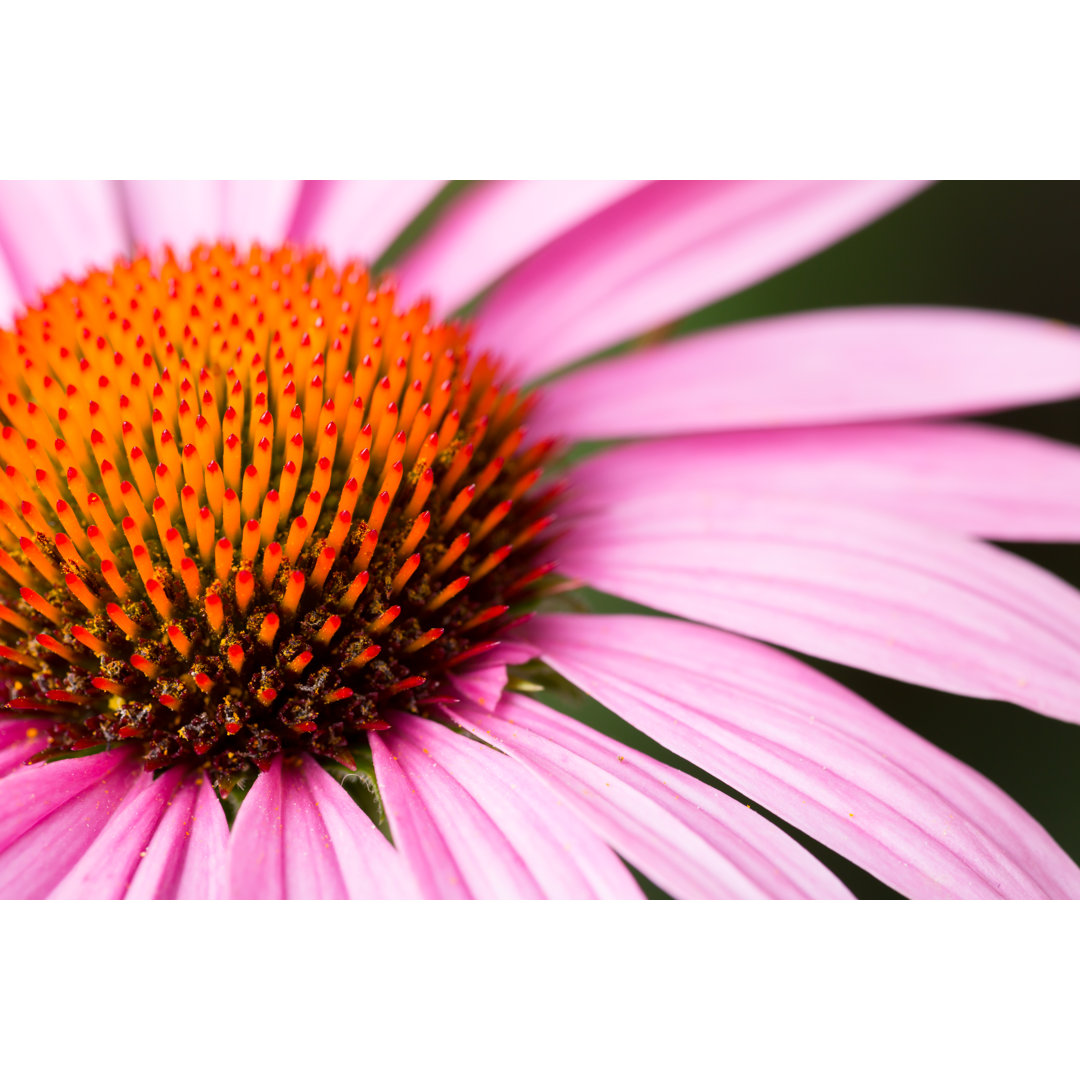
4, 902, 1077, 1077
3, 2, 1079, 176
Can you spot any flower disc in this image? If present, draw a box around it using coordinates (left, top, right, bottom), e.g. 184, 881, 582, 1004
0, 243, 555, 789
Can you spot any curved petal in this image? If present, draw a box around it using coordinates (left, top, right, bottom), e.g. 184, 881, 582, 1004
220, 181, 304, 247
125, 774, 230, 899
448, 640, 542, 710
228, 755, 417, 899
568, 424, 1080, 541
289, 180, 445, 264
49, 768, 227, 899
475, 181, 926, 379
0, 750, 142, 899
122, 180, 225, 251
371, 714, 642, 899
445, 692, 851, 899
395, 181, 644, 312
534, 307, 1080, 437
0, 181, 127, 301
0, 721, 51, 780
524, 614, 1080, 899
558, 487, 1080, 722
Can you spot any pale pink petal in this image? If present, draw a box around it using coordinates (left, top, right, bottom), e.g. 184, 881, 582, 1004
534, 307, 1080, 436
122, 181, 225, 252
558, 489, 1080, 721
395, 181, 644, 312
445, 692, 852, 899
0, 750, 142, 899
48, 768, 222, 899
221, 181, 304, 247
475, 181, 926, 378
0, 181, 127, 301
372, 713, 642, 899
569, 424, 1080, 541
126, 774, 230, 899
0, 250, 21, 325
525, 614, 1080, 898
228, 755, 417, 899
0, 721, 51, 779
289, 181, 445, 263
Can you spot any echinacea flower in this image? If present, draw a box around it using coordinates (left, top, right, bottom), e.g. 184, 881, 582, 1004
1, 180, 1079, 900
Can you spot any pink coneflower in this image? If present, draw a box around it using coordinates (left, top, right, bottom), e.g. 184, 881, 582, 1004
1, 180, 1079, 900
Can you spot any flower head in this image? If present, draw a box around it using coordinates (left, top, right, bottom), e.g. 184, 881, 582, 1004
0, 242, 553, 792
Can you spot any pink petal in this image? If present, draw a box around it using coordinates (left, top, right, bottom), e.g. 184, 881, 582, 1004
569, 424, 1080, 541
228, 754, 418, 899
0, 250, 20, 325
0, 750, 142, 899
368, 729, 468, 898
126, 774, 230, 899
558, 488, 1080, 721
221, 181, 303, 247
474, 181, 926, 378
525, 614, 1080, 899
0, 181, 127, 302
371, 714, 642, 899
289, 181, 445, 263
48, 768, 227, 899
449, 640, 541, 709
395, 181, 644, 312
445, 692, 852, 899
122, 181, 225, 251
534, 306, 1080, 437
123, 181, 303, 254
0, 722, 51, 780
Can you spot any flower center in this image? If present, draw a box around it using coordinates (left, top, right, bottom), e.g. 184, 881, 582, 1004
0, 243, 555, 791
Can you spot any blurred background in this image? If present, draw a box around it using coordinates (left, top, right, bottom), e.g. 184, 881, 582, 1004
544, 182, 1080, 898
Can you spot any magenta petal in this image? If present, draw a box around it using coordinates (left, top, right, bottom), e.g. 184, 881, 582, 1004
569, 424, 1080, 541
368, 730, 468, 898
0, 750, 143, 899
560, 485, 1080, 722
0, 722, 51, 780
525, 614, 1080, 899
50, 767, 181, 899
0, 181, 126, 302
228, 755, 418, 899
289, 180, 444, 263
395, 181, 644, 312
445, 693, 851, 899
474, 181, 926, 378
126, 774, 229, 899
371, 714, 642, 899
534, 306, 1080, 437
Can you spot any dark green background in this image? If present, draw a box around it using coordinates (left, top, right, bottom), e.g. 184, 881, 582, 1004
543, 182, 1080, 899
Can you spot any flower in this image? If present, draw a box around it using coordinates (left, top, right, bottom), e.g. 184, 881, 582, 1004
1, 180, 1079, 900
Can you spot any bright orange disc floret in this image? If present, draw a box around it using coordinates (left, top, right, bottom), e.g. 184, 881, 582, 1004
0, 242, 557, 790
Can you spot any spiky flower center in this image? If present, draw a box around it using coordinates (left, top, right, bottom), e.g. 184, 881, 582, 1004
0, 243, 555, 791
